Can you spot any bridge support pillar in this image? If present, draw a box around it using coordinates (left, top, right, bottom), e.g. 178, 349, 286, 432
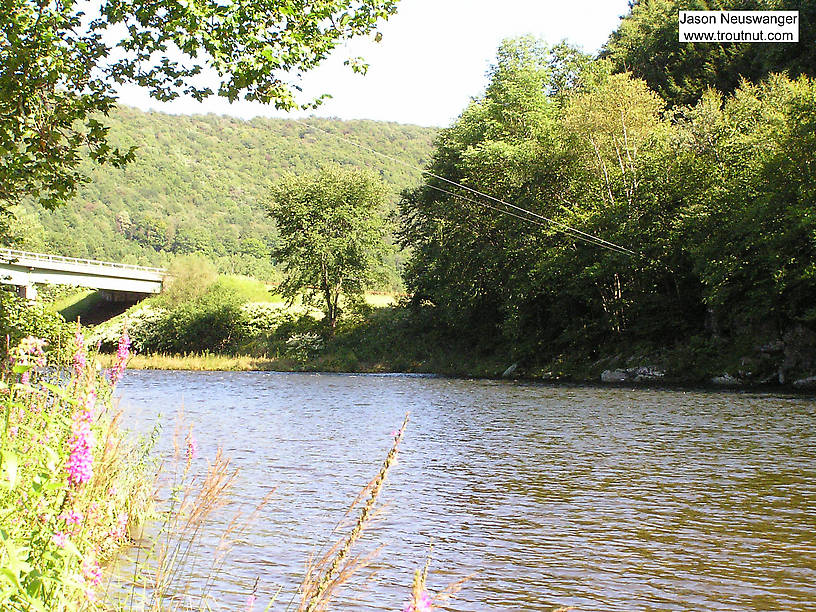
16, 284, 37, 302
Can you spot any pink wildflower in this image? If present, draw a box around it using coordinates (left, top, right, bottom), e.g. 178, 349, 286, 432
80, 554, 102, 586
10, 336, 47, 387
60, 509, 84, 526
83, 586, 98, 603
51, 532, 68, 548
109, 512, 128, 540
80, 389, 97, 418
185, 428, 198, 462
403, 591, 433, 612
66, 412, 95, 486
107, 329, 131, 386
17, 336, 47, 366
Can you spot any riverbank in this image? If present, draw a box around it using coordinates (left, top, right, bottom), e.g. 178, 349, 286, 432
98, 347, 816, 393
0, 332, 156, 609
98, 349, 507, 378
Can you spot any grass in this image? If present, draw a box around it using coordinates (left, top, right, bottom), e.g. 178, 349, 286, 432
97, 352, 299, 372
211, 275, 281, 303
363, 292, 398, 308
47, 288, 97, 314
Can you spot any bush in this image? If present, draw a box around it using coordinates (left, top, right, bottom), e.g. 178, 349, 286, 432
0, 287, 72, 361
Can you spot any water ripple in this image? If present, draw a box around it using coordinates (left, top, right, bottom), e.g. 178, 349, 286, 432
115, 373, 816, 611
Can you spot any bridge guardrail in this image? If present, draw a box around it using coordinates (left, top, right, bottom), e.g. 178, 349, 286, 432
0, 249, 167, 275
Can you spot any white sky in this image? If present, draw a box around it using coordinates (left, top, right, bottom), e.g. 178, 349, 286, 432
117, 0, 633, 127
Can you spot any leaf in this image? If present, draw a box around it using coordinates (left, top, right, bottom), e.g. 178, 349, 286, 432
41, 382, 69, 401
0, 451, 18, 490
25, 569, 42, 598
62, 538, 81, 559
0, 568, 21, 591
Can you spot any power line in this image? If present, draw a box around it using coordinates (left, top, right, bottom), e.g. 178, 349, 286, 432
290, 117, 635, 256
423, 183, 634, 255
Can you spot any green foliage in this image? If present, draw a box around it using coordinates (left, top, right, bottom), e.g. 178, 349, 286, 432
211, 275, 278, 303
604, 0, 816, 108
160, 255, 218, 306
90, 302, 168, 353
93, 275, 288, 355
16, 107, 436, 281
151, 286, 249, 353
401, 35, 816, 378
268, 165, 392, 330
0, 335, 153, 609
673, 75, 816, 333
0, 0, 399, 224
0, 288, 72, 360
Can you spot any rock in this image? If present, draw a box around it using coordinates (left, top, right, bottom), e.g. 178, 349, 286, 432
711, 373, 740, 386
793, 376, 816, 389
631, 366, 665, 382
601, 369, 628, 383
602, 366, 665, 383
501, 363, 518, 378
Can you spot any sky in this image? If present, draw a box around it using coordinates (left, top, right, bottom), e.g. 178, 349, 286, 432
118, 0, 634, 127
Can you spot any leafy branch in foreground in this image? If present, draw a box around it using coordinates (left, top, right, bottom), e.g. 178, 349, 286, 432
1, 0, 399, 226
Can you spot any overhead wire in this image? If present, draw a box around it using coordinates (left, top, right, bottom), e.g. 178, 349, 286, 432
423, 183, 633, 255
289, 117, 635, 256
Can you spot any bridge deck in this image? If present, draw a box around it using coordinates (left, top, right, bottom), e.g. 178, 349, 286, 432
0, 249, 167, 296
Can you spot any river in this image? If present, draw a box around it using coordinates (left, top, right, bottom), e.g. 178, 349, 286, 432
114, 371, 816, 611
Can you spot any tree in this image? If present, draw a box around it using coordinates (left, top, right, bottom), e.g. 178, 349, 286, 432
0, 0, 399, 228
400, 37, 702, 360
603, 0, 816, 108
267, 166, 390, 331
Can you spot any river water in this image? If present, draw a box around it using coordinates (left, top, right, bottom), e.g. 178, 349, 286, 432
114, 371, 816, 611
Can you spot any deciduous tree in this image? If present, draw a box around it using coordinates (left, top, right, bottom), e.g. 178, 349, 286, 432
268, 165, 390, 330
0, 0, 398, 229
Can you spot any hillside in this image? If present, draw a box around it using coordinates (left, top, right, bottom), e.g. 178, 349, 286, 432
19, 107, 438, 279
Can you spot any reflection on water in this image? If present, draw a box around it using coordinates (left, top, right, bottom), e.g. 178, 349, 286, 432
114, 372, 816, 611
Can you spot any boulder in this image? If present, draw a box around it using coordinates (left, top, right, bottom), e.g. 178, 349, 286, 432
601, 369, 627, 383
711, 373, 740, 386
793, 376, 816, 389
632, 366, 665, 382
601, 366, 665, 383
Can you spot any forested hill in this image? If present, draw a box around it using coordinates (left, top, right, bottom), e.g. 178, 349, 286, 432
18, 106, 437, 277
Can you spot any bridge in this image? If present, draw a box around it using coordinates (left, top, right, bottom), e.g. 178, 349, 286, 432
0, 249, 166, 301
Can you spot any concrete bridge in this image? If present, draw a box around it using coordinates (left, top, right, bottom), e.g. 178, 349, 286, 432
0, 249, 166, 301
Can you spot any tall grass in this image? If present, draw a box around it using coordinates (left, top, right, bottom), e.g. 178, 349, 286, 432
298, 415, 408, 612
97, 352, 296, 372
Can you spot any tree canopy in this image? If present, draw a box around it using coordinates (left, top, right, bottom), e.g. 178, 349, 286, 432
0, 0, 399, 222
603, 0, 816, 108
13, 107, 436, 281
399, 34, 816, 380
268, 165, 391, 330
